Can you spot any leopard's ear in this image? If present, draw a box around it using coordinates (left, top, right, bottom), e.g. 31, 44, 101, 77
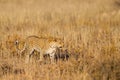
14, 40, 19, 45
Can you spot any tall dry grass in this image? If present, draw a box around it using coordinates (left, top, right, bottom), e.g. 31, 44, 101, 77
0, 0, 120, 80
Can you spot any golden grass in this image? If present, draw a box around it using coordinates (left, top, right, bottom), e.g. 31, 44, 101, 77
0, 0, 120, 80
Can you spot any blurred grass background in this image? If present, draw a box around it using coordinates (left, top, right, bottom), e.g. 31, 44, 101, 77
0, 0, 120, 80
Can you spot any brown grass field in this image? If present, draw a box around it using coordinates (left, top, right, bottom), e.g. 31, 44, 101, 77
0, 0, 120, 80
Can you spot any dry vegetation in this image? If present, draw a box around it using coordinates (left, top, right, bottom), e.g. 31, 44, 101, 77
0, 0, 120, 80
